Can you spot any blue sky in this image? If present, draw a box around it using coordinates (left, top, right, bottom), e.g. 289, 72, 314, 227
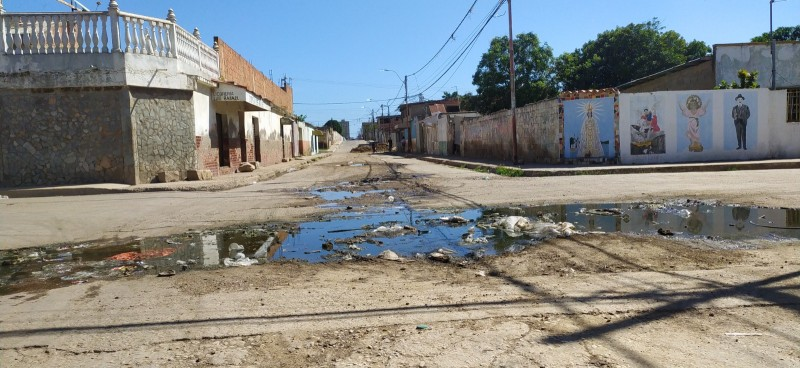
9, 1, 800, 133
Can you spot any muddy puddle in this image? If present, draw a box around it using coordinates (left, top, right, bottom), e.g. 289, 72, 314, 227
2, 196, 800, 295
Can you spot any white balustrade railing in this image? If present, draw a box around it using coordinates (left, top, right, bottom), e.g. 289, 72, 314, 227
175, 26, 219, 77
0, 7, 219, 80
1, 12, 108, 55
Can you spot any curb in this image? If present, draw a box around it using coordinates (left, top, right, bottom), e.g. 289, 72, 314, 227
418, 156, 800, 177
0, 153, 333, 198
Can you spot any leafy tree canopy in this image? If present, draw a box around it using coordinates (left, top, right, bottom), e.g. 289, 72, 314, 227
441, 91, 459, 100
323, 119, 343, 134
751, 25, 800, 42
554, 18, 710, 91
471, 32, 558, 114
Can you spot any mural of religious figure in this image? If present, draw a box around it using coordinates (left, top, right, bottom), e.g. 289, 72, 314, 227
578, 102, 603, 158
679, 95, 707, 152
630, 106, 665, 155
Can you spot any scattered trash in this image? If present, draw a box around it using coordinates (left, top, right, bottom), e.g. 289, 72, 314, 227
461, 233, 489, 244
373, 224, 406, 234
416, 324, 431, 330
657, 228, 675, 236
387, 195, 395, 202
228, 243, 245, 259
724, 332, 764, 337
348, 244, 362, 251
580, 208, 624, 216
108, 248, 176, 261
157, 270, 176, 277
165, 239, 181, 245
223, 252, 258, 267
378, 250, 401, 261
441, 216, 469, 224
475, 270, 486, 277
0, 195, 9, 199
428, 252, 450, 263
253, 237, 275, 258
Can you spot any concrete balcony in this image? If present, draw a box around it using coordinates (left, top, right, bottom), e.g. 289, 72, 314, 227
0, 1, 219, 90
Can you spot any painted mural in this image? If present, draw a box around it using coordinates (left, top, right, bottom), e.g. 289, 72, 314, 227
724, 91, 758, 151
677, 93, 712, 153
629, 96, 666, 155
563, 97, 615, 159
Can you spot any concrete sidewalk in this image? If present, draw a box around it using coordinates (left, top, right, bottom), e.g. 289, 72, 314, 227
0, 153, 331, 198
416, 155, 800, 177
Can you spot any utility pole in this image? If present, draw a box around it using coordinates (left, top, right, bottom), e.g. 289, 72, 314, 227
507, 0, 518, 164
770, 0, 776, 90
404, 75, 409, 152
371, 109, 376, 141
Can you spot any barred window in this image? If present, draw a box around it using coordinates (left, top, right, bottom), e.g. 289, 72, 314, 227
789, 89, 800, 123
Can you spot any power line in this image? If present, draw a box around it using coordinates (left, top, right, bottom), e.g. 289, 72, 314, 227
413, 0, 505, 98
410, 0, 479, 76
292, 77, 398, 89
294, 96, 403, 105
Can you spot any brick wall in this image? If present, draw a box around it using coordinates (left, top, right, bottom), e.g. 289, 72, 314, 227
461, 99, 562, 164
195, 135, 221, 176
215, 37, 293, 115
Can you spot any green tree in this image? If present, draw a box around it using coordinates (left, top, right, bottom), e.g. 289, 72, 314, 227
751, 25, 800, 42
295, 114, 308, 122
471, 32, 558, 114
323, 119, 343, 134
555, 19, 710, 91
441, 91, 459, 100
458, 92, 480, 112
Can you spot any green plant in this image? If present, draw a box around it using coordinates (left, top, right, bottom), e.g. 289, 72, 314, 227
495, 166, 524, 177
473, 167, 489, 173
714, 69, 759, 89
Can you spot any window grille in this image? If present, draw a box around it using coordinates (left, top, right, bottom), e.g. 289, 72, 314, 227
788, 89, 800, 123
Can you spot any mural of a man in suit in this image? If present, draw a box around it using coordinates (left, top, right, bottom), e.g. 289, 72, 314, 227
731, 94, 751, 150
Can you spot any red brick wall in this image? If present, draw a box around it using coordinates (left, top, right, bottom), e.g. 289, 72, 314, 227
215, 37, 293, 114
196, 135, 220, 176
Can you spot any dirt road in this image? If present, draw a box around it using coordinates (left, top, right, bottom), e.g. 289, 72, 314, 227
1, 140, 799, 367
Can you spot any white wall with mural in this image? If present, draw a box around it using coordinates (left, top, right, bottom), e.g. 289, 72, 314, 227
618, 88, 790, 164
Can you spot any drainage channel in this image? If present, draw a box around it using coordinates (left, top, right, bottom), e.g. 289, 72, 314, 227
2, 196, 799, 295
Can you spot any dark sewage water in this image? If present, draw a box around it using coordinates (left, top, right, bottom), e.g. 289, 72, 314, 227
2, 197, 800, 295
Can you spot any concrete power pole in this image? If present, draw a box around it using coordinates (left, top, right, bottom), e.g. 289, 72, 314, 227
371, 109, 376, 141
507, 0, 519, 164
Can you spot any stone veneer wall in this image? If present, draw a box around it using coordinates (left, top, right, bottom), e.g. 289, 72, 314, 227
0, 87, 131, 186
129, 87, 196, 183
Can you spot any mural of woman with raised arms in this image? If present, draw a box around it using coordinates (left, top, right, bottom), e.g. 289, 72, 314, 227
680, 95, 708, 152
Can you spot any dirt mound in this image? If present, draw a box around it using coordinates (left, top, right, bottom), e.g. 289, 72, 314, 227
350, 143, 390, 153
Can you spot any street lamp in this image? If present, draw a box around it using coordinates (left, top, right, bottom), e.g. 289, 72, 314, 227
381, 69, 409, 152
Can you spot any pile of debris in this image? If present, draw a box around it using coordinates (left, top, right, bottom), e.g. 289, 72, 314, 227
350, 143, 390, 153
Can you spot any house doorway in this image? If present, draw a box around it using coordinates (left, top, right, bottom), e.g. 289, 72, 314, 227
252, 117, 261, 162
239, 112, 247, 164
216, 113, 230, 167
